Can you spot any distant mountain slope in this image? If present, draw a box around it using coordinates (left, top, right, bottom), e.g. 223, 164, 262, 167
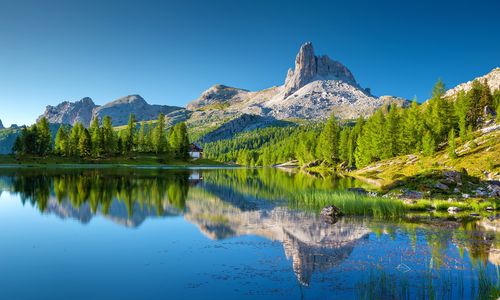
40, 97, 97, 127
186, 42, 409, 128
39, 95, 184, 127
93, 95, 184, 126
444, 67, 500, 98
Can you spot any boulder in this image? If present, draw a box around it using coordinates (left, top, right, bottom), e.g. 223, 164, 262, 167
434, 182, 450, 191
448, 206, 461, 213
443, 171, 463, 185
347, 188, 368, 195
402, 190, 424, 200
320, 205, 343, 224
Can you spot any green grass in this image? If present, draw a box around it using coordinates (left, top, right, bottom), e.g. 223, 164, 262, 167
0, 154, 226, 167
289, 191, 406, 218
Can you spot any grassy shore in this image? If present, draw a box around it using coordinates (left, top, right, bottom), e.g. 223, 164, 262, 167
0, 154, 227, 167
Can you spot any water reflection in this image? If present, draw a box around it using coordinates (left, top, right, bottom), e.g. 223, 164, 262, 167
0, 168, 499, 298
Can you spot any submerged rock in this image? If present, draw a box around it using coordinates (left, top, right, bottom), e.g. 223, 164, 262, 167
320, 205, 343, 224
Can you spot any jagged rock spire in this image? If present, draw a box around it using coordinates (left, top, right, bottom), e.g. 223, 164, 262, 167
283, 42, 357, 97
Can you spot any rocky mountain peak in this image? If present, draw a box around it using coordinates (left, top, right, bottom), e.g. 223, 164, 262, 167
186, 84, 250, 110
105, 94, 147, 106
40, 97, 97, 127
444, 67, 500, 98
283, 42, 357, 97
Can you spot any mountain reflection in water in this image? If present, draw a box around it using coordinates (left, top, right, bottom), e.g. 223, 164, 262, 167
1, 167, 500, 299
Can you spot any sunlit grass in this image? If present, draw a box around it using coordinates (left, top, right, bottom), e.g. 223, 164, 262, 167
289, 191, 405, 218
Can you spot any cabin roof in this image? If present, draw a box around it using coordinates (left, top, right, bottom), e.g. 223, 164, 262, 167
188, 143, 203, 152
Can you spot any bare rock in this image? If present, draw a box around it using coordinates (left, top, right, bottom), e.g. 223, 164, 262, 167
283, 42, 357, 98
39, 97, 97, 127
435, 182, 450, 191
448, 206, 461, 213
320, 205, 343, 224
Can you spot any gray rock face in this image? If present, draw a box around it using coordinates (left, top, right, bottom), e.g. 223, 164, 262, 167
0, 119, 4, 129
187, 85, 250, 110
40, 97, 97, 127
39, 95, 185, 127
283, 42, 357, 97
186, 42, 408, 126
93, 95, 184, 126
444, 67, 500, 98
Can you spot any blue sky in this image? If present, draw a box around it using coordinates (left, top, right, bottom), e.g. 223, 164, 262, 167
0, 0, 499, 126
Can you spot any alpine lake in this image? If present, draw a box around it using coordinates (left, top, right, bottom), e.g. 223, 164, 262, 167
0, 166, 499, 300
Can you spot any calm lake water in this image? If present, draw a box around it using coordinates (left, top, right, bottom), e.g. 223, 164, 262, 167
0, 167, 499, 299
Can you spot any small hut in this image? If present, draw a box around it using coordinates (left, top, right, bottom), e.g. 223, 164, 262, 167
188, 143, 203, 159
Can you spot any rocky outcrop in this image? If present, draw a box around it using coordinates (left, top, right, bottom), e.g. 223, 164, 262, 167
186, 84, 250, 110
186, 42, 409, 127
39, 95, 185, 127
283, 42, 357, 98
0, 119, 3, 129
40, 97, 97, 127
93, 95, 184, 126
444, 67, 500, 98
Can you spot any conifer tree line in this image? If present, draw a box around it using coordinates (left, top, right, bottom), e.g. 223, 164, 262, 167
204, 79, 499, 167
13, 113, 191, 160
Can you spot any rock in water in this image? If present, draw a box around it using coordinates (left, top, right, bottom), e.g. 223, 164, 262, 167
448, 206, 461, 213
320, 205, 343, 224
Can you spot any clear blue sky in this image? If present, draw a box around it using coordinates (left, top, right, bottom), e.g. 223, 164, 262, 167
0, 0, 499, 126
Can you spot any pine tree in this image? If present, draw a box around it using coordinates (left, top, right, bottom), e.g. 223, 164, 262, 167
124, 114, 136, 153
382, 104, 400, 158
338, 127, 350, 163
355, 110, 385, 167
448, 128, 457, 159
422, 131, 436, 156
153, 113, 167, 153
426, 79, 452, 143
102, 116, 116, 154
467, 80, 483, 128
169, 122, 189, 160
79, 128, 92, 157
317, 113, 339, 165
454, 91, 470, 139
36, 117, 52, 155
68, 123, 83, 156
12, 135, 22, 155
479, 80, 493, 118
400, 99, 423, 154
138, 122, 147, 152
54, 126, 69, 155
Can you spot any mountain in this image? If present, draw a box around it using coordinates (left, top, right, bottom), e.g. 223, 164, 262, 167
0, 119, 3, 129
186, 42, 408, 123
41, 97, 97, 127
444, 67, 500, 98
39, 95, 184, 127
93, 95, 184, 126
